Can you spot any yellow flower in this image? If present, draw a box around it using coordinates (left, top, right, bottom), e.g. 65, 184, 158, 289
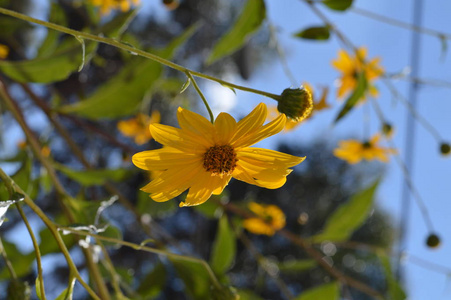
331, 47, 384, 99
132, 103, 305, 207
243, 202, 286, 236
333, 134, 396, 164
0, 44, 9, 59
89, 0, 140, 15
118, 111, 161, 145
269, 83, 330, 132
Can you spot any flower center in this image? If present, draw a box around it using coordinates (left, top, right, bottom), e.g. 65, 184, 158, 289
203, 145, 237, 175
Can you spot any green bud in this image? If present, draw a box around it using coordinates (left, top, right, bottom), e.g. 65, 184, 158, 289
382, 123, 393, 136
277, 87, 313, 121
426, 233, 441, 248
440, 143, 451, 156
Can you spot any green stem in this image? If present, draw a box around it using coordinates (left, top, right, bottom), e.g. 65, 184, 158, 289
0, 7, 281, 101
16, 203, 46, 300
0, 168, 101, 300
185, 72, 215, 123
58, 226, 224, 292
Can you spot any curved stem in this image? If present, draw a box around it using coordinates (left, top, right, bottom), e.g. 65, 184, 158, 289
0, 168, 101, 300
16, 203, 46, 300
185, 72, 215, 123
0, 7, 281, 102
58, 226, 224, 292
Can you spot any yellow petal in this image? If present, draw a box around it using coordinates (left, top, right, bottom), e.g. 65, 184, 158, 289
212, 175, 232, 195
232, 165, 287, 189
232, 114, 286, 148
214, 112, 237, 144
181, 171, 225, 207
231, 103, 267, 144
243, 218, 274, 235
238, 148, 305, 167
177, 107, 215, 144
149, 123, 208, 153
132, 147, 200, 171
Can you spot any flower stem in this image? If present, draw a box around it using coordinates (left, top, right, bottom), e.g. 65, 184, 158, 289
16, 203, 46, 300
0, 7, 281, 102
185, 71, 215, 123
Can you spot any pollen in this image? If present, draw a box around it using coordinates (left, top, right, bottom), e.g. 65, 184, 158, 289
203, 145, 238, 175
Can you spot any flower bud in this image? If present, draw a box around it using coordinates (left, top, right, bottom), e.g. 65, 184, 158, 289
426, 233, 441, 248
382, 123, 393, 137
440, 143, 450, 156
277, 87, 313, 121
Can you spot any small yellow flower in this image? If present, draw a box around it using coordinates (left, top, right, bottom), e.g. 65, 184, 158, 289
243, 202, 286, 236
132, 103, 305, 207
269, 83, 330, 132
89, 0, 140, 15
0, 44, 9, 59
333, 134, 396, 164
331, 47, 384, 100
41, 146, 51, 158
118, 111, 161, 145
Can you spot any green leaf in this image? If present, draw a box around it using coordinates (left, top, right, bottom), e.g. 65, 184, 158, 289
0, 16, 34, 38
294, 26, 330, 40
295, 282, 340, 300
237, 289, 264, 300
35, 277, 43, 300
334, 72, 367, 123
37, 4, 67, 57
98, 9, 138, 38
7, 280, 31, 300
38, 215, 77, 256
137, 262, 166, 298
210, 216, 236, 275
207, 0, 266, 64
54, 277, 76, 300
58, 23, 200, 119
322, 0, 353, 11
312, 180, 379, 243
0, 38, 97, 83
0, 240, 35, 280
137, 190, 176, 217
278, 259, 317, 273
54, 163, 130, 186
171, 258, 213, 299
378, 254, 407, 300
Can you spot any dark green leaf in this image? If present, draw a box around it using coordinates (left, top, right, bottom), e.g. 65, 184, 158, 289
39, 215, 77, 256
207, 0, 266, 64
0, 16, 33, 38
98, 9, 138, 38
7, 280, 31, 300
210, 216, 236, 274
194, 196, 222, 219
171, 258, 213, 299
137, 190, 176, 217
0, 240, 35, 280
294, 26, 330, 40
312, 180, 379, 243
237, 289, 264, 300
295, 282, 340, 300
0, 39, 97, 83
322, 0, 353, 11
278, 259, 317, 273
334, 72, 368, 123
379, 254, 407, 300
137, 262, 166, 298
37, 4, 67, 57
58, 23, 199, 119
54, 163, 130, 186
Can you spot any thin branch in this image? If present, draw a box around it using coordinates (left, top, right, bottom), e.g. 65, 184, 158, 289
16, 203, 46, 300
0, 7, 282, 102
185, 72, 215, 123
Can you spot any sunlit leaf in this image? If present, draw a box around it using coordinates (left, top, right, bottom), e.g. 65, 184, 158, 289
210, 215, 236, 275
294, 26, 330, 40
207, 0, 266, 64
312, 180, 379, 243
58, 23, 200, 119
237, 289, 264, 300
334, 72, 367, 123
54, 163, 130, 186
379, 254, 407, 300
180, 77, 191, 93
0, 39, 97, 83
295, 282, 340, 300
322, 0, 353, 11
